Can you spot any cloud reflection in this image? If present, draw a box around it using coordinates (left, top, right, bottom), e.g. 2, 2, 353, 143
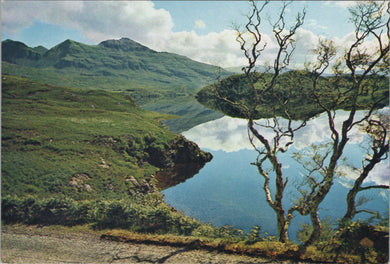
183, 109, 374, 152
183, 108, 389, 186
183, 116, 251, 152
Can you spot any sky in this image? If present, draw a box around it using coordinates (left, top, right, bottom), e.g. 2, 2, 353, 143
0, 1, 380, 69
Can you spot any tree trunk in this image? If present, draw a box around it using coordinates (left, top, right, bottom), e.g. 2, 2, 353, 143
249, 120, 290, 242
277, 209, 289, 243
340, 144, 389, 228
274, 160, 289, 243
304, 211, 321, 248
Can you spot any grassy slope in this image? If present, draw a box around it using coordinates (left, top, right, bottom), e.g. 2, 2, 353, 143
1, 75, 176, 200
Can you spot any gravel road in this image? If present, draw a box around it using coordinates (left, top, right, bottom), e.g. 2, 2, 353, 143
1, 225, 294, 264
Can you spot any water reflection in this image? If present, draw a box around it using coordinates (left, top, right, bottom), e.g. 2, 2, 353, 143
155, 162, 208, 190
183, 108, 389, 186
163, 108, 388, 240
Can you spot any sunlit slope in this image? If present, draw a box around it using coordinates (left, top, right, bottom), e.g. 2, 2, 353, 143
1, 75, 179, 200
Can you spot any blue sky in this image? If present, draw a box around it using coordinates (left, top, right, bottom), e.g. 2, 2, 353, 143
1, 1, 365, 68
153, 1, 354, 37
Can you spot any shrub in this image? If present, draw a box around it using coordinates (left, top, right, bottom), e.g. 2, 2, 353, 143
2, 196, 23, 224
27, 198, 80, 225
1, 194, 241, 243
94, 200, 135, 229
245, 225, 264, 245
214, 225, 244, 242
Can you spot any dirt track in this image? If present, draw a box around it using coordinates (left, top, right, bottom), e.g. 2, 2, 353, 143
1, 225, 294, 264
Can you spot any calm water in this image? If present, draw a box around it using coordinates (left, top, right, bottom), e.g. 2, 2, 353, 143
162, 109, 389, 241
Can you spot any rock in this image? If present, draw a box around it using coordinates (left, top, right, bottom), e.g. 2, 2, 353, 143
107, 183, 114, 191
99, 157, 109, 168
146, 135, 212, 169
122, 135, 213, 193
68, 173, 91, 191
145, 135, 213, 190
125, 176, 140, 187
125, 176, 155, 195
84, 184, 92, 192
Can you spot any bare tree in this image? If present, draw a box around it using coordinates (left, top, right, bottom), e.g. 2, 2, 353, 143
338, 1, 390, 226
293, 0, 389, 248
213, 0, 307, 243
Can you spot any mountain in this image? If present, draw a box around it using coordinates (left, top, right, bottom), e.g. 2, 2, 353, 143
2, 38, 230, 131
2, 40, 45, 65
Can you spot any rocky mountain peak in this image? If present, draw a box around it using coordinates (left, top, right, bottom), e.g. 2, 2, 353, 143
98, 37, 151, 52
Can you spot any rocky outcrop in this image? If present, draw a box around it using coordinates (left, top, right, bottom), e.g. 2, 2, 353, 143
146, 136, 212, 168
146, 135, 212, 190
90, 134, 212, 194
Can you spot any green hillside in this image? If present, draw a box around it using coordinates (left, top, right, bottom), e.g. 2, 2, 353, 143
2, 38, 228, 132
196, 71, 389, 120
1, 75, 211, 201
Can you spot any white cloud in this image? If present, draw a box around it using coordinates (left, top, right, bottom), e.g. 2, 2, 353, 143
325, 1, 359, 9
160, 29, 247, 68
2, 1, 174, 46
2, 1, 246, 67
367, 160, 390, 186
1, 1, 40, 35
182, 116, 252, 152
336, 158, 390, 187
290, 28, 323, 68
194, 19, 206, 29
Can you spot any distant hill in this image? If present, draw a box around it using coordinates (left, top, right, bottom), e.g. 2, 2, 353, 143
225, 65, 293, 74
2, 38, 230, 131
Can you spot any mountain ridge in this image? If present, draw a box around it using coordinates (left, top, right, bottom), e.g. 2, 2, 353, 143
2, 38, 227, 83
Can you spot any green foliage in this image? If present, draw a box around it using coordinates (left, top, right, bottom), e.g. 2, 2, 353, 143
93, 200, 135, 229
4, 194, 385, 263
244, 225, 264, 244
298, 217, 336, 243
1, 75, 217, 248
1, 196, 90, 226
